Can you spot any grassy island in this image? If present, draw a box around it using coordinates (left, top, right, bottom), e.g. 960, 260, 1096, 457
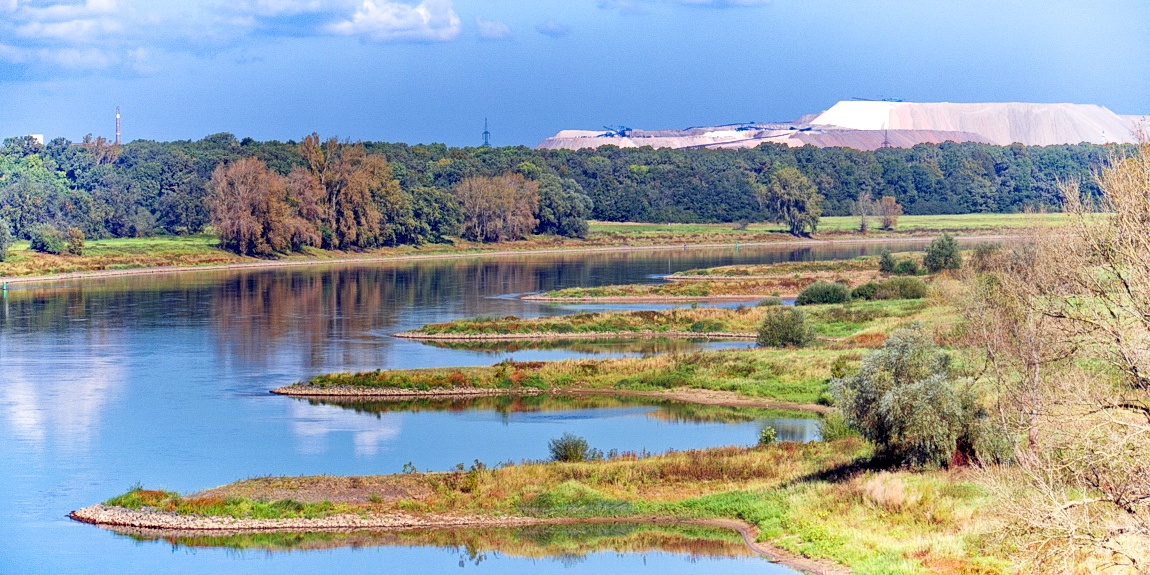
81, 438, 1007, 574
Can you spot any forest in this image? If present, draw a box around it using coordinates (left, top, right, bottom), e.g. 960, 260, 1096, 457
0, 132, 1121, 247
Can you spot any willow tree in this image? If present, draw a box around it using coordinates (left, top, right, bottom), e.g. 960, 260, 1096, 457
758, 166, 822, 236
207, 157, 316, 256
295, 134, 414, 249
454, 174, 539, 243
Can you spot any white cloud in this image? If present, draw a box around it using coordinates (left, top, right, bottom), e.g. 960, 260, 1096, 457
326, 0, 461, 42
475, 16, 510, 40
535, 19, 569, 38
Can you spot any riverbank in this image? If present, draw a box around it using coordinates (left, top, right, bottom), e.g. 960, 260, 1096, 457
0, 215, 1031, 284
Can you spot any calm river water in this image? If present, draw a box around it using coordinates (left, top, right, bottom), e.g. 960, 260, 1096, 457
0, 240, 932, 574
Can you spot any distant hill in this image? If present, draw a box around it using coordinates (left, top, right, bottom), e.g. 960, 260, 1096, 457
537, 101, 1146, 151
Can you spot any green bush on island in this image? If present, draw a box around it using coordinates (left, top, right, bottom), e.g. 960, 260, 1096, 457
924, 233, 963, 273
548, 433, 603, 462
796, 282, 851, 305
851, 277, 928, 301
892, 258, 922, 275
756, 308, 815, 348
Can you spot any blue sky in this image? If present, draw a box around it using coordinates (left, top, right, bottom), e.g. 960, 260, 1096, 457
0, 0, 1147, 146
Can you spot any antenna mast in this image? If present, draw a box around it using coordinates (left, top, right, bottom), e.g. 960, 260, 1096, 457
482, 118, 491, 147
115, 106, 121, 146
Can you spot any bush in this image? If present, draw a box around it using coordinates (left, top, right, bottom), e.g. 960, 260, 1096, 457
29, 225, 66, 255
756, 297, 783, 307
757, 307, 815, 348
878, 249, 896, 273
818, 412, 858, 441
796, 282, 851, 305
0, 220, 12, 262
758, 426, 778, 446
830, 326, 989, 468
65, 227, 85, 255
924, 233, 962, 273
865, 277, 928, 301
548, 433, 602, 462
892, 258, 921, 276
850, 282, 879, 301
890, 277, 928, 299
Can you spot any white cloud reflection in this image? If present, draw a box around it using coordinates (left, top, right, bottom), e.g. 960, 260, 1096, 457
288, 400, 402, 457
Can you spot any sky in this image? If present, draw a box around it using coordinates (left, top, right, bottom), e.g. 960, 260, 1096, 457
0, 0, 1147, 147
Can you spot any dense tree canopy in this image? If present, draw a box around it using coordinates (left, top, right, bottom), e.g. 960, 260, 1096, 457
0, 133, 1122, 248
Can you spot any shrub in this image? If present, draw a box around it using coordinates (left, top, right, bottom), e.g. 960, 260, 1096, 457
65, 227, 85, 255
924, 233, 962, 273
878, 249, 896, 273
892, 258, 921, 276
796, 282, 851, 305
818, 412, 858, 441
830, 326, 989, 468
756, 297, 783, 307
29, 225, 66, 255
872, 277, 928, 300
688, 319, 724, 333
0, 219, 12, 262
758, 426, 778, 446
757, 307, 815, 348
548, 433, 602, 462
850, 282, 879, 301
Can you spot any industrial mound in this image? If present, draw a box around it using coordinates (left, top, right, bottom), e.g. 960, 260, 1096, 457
536, 101, 1148, 151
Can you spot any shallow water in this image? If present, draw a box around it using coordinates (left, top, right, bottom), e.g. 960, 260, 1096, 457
0, 240, 933, 574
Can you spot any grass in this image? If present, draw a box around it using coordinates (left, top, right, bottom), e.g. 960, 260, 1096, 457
407, 307, 767, 337
590, 213, 1061, 240
0, 235, 248, 278
105, 488, 352, 520
2, 213, 1048, 280
407, 298, 930, 341
107, 440, 1009, 574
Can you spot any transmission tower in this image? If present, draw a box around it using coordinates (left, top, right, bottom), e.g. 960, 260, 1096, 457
482, 118, 491, 147
115, 106, 121, 146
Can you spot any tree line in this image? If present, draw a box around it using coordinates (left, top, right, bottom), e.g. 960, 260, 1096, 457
0, 132, 1122, 249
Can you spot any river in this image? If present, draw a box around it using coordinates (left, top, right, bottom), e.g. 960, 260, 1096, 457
0, 240, 932, 574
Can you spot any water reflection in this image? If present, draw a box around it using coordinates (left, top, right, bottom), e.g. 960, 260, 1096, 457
297, 394, 822, 443
0, 331, 125, 453
110, 522, 758, 561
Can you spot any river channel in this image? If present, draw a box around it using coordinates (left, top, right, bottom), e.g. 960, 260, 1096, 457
0, 240, 935, 574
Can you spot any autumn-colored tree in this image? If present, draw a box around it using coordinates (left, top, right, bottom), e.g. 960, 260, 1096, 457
295, 134, 415, 249
208, 157, 316, 256
454, 174, 539, 243
877, 196, 903, 229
